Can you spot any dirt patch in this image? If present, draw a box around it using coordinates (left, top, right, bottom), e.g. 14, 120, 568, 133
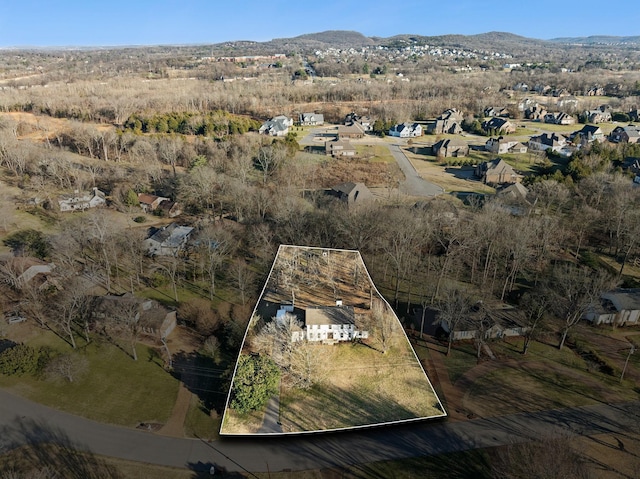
310, 157, 402, 188
1, 112, 112, 142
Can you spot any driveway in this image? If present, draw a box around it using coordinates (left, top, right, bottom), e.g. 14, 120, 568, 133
387, 143, 444, 197
1, 388, 638, 474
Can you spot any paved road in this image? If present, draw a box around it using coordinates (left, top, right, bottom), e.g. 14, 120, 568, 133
387, 143, 444, 197
300, 128, 444, 198
1, 388, 638, 474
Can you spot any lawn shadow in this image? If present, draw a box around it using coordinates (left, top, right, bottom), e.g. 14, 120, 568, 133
171, 350, 229, 416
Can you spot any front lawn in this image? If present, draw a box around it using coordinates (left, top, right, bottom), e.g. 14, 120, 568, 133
0, 332, 179, 427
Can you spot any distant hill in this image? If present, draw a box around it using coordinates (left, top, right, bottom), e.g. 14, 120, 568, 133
265, 30, 375, 51
549, 35, 640, 45
382, 31, 547, 49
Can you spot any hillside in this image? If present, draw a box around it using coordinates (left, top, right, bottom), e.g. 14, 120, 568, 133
549, 35, 640, 45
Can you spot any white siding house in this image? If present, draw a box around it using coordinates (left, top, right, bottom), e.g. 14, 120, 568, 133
289, 305, 368, 343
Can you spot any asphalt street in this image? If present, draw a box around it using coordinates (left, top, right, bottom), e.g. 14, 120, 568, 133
299, 127, 444, 198
387, 143, 445, 197
1, 388, 638, 474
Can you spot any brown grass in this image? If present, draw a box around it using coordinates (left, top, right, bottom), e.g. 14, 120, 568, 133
278, 341, 442, 432
222, 246, 444, 434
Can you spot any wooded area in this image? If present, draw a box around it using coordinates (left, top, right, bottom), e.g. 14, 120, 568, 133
1, 35, 640, 442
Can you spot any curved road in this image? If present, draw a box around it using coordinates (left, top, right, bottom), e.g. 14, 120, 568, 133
387, 143, 444, 197
299, 128, 444, 198
1, 388, 638, 474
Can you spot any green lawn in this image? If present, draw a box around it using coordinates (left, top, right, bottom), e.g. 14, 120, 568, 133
0, 333, 179, 427
356, 144, 395, 163
184, 394, 222, 439
442, 342, 480, 383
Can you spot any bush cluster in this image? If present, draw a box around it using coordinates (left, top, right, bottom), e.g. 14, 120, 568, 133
123, 111, 260, 137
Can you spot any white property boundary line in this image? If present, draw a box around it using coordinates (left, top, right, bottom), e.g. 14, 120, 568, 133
220, 244, 447, 436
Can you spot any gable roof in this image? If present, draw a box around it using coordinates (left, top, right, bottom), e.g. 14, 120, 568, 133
331, 182, 359, 195
305, 305, 355, 326
138, 193, 164, 205
434, 138, 467, 149
497, 182, 529, 200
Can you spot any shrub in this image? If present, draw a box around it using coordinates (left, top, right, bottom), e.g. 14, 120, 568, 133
0, 344, 50, 377
133, 216, 146, 223
230, 354, 280, 414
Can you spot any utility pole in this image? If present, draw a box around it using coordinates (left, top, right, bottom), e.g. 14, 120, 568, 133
620, 345, 635, 383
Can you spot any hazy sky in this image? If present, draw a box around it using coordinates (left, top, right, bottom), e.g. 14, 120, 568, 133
0, 0, 636, 47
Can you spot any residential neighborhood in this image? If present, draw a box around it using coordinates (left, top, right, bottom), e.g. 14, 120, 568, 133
2, 15, 640, 479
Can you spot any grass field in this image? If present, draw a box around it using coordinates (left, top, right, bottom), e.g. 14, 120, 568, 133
0, 331, 179, 427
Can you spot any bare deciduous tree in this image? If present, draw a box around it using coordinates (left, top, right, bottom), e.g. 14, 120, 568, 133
45, 353, 89, 383
437, 288, 475, 356
547, 264, 614, 350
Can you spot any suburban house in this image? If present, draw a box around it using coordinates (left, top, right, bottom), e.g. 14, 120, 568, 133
0, 257, 58, 291
336, 124, 365, 139
584, 85, 605, 96
582, 106, 611, 124
433, 138, 469, 158
622, 157, 640, 183
481, 117, 516, 135
138, 193, 181, 217
556, 96, 579, 110
344, 112, 373, 132
138, 193, 168, 213
518, 98, 537, 112
389, 122, 423, 138
609, 125, 640, 144
426, 109, 463, 135
299, 112, 324, 126
483, 107, 510, 118
325, 138, 357, 158
544, 112, 575, 125
584, 289, 640, 326
58, 187, 106, 212
329, 182, 374, 208
91, 293, 177, 339
438, 303, 529, 341
573, 125, 605, 144
495, 183, 531, 215
288, 304, 369, 344
475, 158, 522, 185
528, 132, 567, 153
259, 115, 293, 136
524, 105, 548, 121
485, 137, 527, 154
144, 223, 194, 256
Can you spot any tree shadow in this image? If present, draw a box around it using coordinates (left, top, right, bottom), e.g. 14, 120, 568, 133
0, 416, 123, 478
171, 350, 230, 415
347, 449, 491, 479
